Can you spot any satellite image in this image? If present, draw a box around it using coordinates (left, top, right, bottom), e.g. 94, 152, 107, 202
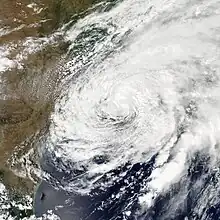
1, 0, 220, 219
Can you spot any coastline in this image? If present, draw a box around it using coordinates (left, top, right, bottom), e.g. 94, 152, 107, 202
0, 0, 98, 218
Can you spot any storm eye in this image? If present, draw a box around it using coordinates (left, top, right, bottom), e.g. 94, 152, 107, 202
92, 155, 109, 165
185, 100, 197, 117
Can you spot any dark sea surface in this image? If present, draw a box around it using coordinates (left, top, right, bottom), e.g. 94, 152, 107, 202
33, 0, 220, 219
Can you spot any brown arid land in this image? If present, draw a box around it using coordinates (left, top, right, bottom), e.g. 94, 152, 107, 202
0, 0, 96, 197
